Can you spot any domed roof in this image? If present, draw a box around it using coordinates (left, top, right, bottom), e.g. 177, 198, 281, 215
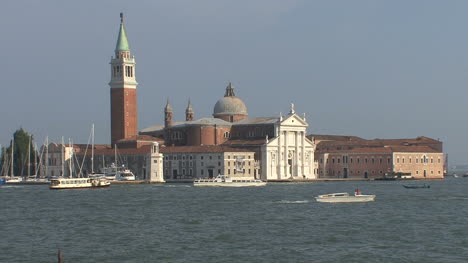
213, 83, 248, 117
213, 96, 248, 116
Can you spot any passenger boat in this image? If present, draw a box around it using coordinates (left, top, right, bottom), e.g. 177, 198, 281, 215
193, 175, 266, 187
315, 191, 376, 203
49, 177, 110, 190
402, 184, 430, 189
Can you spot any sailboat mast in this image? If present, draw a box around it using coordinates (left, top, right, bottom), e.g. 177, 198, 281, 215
61, 137, 65, 177
27, 136, 31, 178
33, 142, 37, 177
11, 137, 14, 178
114, 144, 117, 175
68, 138, 72, 178
91, 124, 95, 174
0, 145, 3, 177
45, 136, 49, 178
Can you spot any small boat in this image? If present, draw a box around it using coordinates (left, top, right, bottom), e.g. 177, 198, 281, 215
49, 177, 110, 190
402, 184, 430, 189
6, 176, 23, 183
315, 190, 376, 203
193, 175, 267, 187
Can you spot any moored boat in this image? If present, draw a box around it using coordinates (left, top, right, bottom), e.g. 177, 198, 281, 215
315, 190, 376, 203
402, 184, 430, 189
6, 176, 23, 183
101, 164, 136, 181
49, 177, 110, 190
193, 175, 266, 187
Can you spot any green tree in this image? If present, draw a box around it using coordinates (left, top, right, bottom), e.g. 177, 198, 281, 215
1, 128, 38, 177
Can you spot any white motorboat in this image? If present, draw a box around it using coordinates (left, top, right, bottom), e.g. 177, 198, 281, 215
49, 177, 110, 190
315, 191, 376, 203
5, 176, 23, 183
193, 175, 266, 187
101, 164, 136, 181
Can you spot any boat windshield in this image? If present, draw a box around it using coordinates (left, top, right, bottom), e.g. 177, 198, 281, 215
50, 180, 60, 186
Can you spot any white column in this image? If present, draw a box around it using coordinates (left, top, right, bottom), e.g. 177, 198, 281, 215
301, 131, 310, 175
277, 129, 281, 180
284, 131, 288, 178
295, 131, 299, 177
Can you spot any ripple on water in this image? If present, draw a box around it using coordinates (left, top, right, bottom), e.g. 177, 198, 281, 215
0, 179, 467, 262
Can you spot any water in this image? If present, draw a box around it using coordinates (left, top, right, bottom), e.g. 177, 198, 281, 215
1, 178, 467, 263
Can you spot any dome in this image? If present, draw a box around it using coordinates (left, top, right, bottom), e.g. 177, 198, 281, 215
213, 96, 248, 116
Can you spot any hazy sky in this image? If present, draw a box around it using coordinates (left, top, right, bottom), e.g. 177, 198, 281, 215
1, 0, 467, 165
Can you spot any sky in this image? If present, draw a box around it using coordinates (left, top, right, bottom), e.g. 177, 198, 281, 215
1, 0, 467, 165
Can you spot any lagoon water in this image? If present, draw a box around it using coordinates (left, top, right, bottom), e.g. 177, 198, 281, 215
1, 178, 467, 263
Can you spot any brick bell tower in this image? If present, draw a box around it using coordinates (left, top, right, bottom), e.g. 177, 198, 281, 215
110, 13, 138, 145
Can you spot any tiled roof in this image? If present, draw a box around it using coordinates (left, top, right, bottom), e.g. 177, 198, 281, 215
307, 134, 364, 141
116, 135, 164, 143
387, 145, 440, 153
316, 145, 440, 154
233, 117, 279, 125
222, 139, 266, 146
140, 124, 165, 133
315, 136, 441, 148
172, 118, 232, 127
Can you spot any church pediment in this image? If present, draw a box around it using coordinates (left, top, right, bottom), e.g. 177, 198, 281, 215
281, 114, 308, 127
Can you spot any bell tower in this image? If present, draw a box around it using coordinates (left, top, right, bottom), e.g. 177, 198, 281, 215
185, 99, 194, 121
110, 13, 138, 145
164, 99, 173, 127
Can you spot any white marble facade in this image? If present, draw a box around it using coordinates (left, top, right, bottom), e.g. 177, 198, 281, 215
261, 110, 315, 180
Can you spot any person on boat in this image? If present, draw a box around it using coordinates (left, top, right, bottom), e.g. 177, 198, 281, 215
355, 189, 361, 195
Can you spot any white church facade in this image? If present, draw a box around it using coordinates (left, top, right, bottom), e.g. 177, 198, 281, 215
261, 107, 316, 180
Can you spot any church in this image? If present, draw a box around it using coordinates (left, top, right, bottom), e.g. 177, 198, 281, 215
106, 13, 317, 181
44, 14, 444, 182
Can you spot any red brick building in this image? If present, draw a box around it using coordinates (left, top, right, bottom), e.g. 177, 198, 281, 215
311, 135, 444, 179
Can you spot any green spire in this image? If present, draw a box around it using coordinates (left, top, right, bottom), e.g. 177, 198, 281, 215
115, 13, 130, 52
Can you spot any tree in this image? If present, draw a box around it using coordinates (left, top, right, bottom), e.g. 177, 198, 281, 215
0, 128, 38, 177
